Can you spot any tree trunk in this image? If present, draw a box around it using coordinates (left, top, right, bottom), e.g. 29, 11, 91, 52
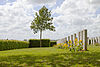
40, 30, 42, 47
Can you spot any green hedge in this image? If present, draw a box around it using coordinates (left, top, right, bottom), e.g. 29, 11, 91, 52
29, 39, 50, 47
0, 40, 29, 51
50, 41, 56, 47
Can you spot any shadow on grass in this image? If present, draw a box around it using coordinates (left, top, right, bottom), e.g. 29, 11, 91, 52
0, 52, 100, 67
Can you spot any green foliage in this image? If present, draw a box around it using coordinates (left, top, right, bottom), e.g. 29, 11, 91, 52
30, 6, 55, 34
29, 39, 50, 47
50, 41, 56, 47
0, 40, 29, 51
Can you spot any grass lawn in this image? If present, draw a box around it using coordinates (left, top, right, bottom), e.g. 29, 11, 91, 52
0, 45, 100, 67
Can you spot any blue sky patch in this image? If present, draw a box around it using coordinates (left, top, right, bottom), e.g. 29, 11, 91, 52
0, 0, 16, 5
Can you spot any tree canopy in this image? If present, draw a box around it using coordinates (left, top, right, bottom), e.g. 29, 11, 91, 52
30, 6, 55, 34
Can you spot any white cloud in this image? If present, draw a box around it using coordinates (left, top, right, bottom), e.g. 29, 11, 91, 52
26, 0, 57, 7
51, 0, 100, 39
27, 0, 56, 4
0, 0, 100, 40
0, 0, 37, 40
0, 0, 57, 40
89, 0, 100, 9
90, 0, 100, 4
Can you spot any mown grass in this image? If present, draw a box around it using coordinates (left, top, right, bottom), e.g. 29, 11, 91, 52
0, 45, 100, 67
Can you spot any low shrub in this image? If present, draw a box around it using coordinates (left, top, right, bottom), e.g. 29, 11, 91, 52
0, 40, 29, 51
29, 39, 50, 47
50, 41, 56, 47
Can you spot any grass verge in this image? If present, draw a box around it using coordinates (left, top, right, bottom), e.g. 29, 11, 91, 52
0, 45, 100, 67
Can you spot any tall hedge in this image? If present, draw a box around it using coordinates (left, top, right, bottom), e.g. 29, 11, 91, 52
29, 39, 50, 47
50, 41, 56, 47
0, 40, 29, 51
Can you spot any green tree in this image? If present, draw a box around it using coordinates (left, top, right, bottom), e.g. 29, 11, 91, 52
30, 6, 55, 47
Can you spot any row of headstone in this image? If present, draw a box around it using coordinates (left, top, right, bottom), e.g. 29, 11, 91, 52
57, 29, 87, 51
56, 38, 67, 44
88, 37, 100, 45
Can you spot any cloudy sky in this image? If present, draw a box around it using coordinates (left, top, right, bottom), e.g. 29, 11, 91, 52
0, 0, 100, 40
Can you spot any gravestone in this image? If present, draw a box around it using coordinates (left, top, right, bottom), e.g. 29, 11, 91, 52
74, 33, 77, 40
68, 36, 70, 41
78, 32, 80, 41
99, 37, 100, 44
71, 35, 73, 44
91, 38, 93, 45
96, 37, 98, 43
87, 37, 89, 45
57, 38, 67, 44
93, 38, 95, 45
83, 29, 87, 51
80, 31, 83, 43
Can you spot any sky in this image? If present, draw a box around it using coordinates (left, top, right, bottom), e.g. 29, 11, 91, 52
0, 0, 100, 40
